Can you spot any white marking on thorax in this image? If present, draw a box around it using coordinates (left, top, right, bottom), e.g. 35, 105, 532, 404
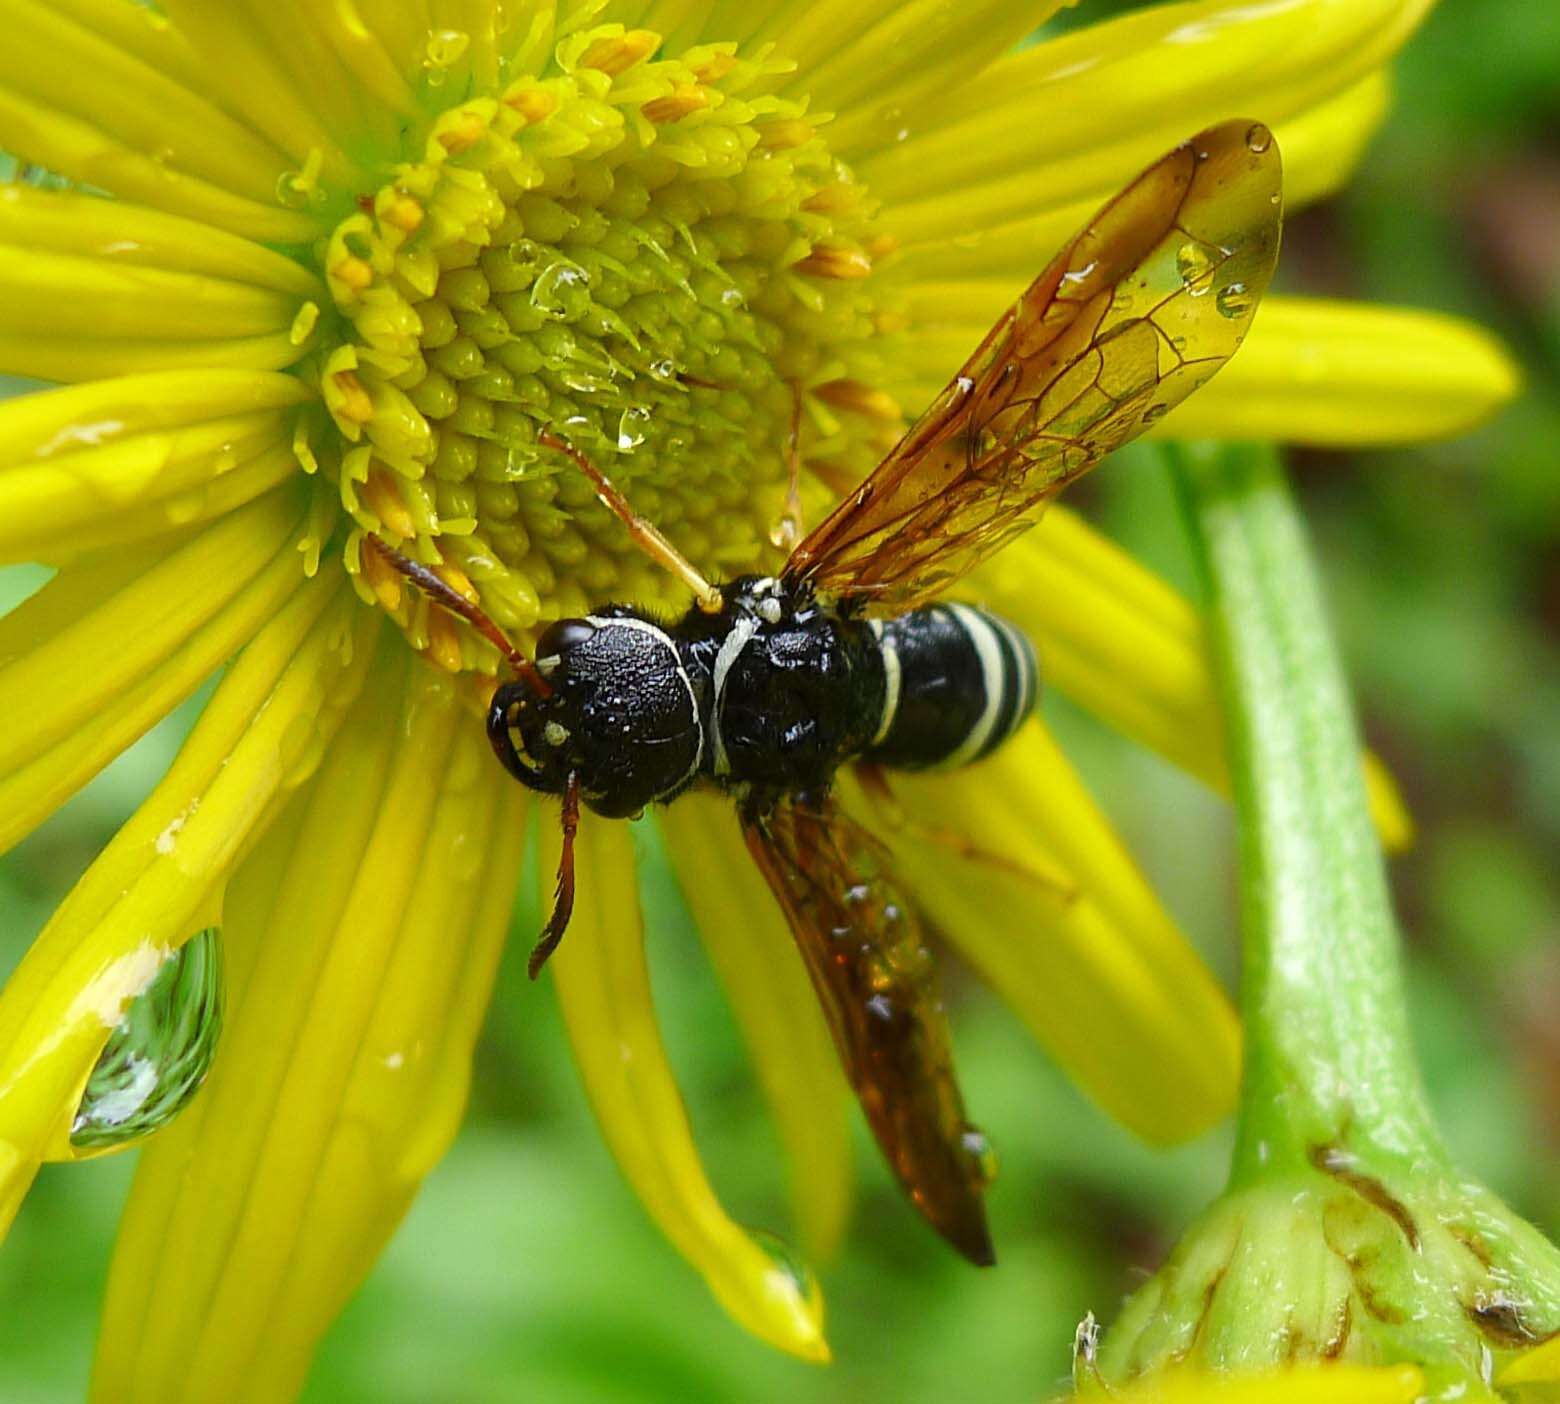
868, 619, 902, 748
585, 615, 704, 790
939, 603, 1008, 769
708, 613, 759, 777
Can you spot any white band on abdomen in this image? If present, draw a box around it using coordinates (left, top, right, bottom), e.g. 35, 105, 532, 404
868, 618, 902, 747
938, 603, 1008, 769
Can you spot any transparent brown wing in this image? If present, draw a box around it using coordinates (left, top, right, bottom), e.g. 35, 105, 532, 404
785, 119, 1283, 613
740, 792, 994, 1265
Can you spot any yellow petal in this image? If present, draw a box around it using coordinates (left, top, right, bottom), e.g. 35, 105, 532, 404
0, 91, 317, 245
373, 0, 505, 93
356, 1, 467, 94
188, 0, 407, 159
855, 727, 1241, 1144
634, 0, 721, 53
659, 794, 854, 1263
972, 507, 1226, 784
0, 486, 312, 854
1279, 71, 1393, 212
681, 0, 790, 47
889, 73, 1390, 288
546, 812, 831, 1362
888, 290, 1522, 451
0, 0, 297, 201
780, 1, 1069, 145
0, 567, 375, 1241
1499, 1333, 1560, 1386
156, 1, 363, 190
0, 13, 318, 243
971, 511, 1414, 853
271, 0, 419, 120
0, 373, 312, 559
0, 329, 316, 383
48, 0, 211, 94
1361, 752, 1414, 854
0, 246, 302, 343
0, 185, 321, 298
856, 0, 1432, 239
1078, 1363, 1426, 1404
92, 648, 525, 1404
0, 425, 295, 556
1151, 297, 1524, 444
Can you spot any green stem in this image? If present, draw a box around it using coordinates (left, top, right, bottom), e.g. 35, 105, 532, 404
1171, 442, 1444, 1184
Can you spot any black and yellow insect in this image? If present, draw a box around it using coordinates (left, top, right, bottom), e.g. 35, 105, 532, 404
368, 119, 1282, 1265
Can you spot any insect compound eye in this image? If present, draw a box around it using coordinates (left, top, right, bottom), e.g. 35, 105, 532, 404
487, 680, 548, 790
536, 616, 598, 660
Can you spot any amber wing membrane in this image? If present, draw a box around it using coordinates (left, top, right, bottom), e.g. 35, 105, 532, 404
741, 793, 994, 1265
786, 119, 1283, 613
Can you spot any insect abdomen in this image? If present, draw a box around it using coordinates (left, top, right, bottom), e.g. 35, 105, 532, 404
863, 604, 1037, 770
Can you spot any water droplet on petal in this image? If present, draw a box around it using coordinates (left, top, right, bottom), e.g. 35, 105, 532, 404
616, 406, 649, 450
531, 261, 592, 321
1245, 123, 1273, 154
1216, 281, 1252, 319
71, 927, 224, 1150
960, 1125, 1000, 1186
276, 171, 310, 209
425, 28, 470, 69
749, 1228, 820, 1302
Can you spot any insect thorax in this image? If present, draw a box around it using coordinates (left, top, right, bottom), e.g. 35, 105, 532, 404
680, 576, 887, 798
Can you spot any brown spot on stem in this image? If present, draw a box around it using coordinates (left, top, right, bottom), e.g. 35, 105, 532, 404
1320, 1214, 1405, 1325
1448, 1223, 1494, 1268
1309, 1144, 1421, 1249
1322, 1296, 1353, 1358
1465, 1291, 1558, 1348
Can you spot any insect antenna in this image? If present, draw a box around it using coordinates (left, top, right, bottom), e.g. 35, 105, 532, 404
537, 431, 724, 613
360, 534, 553, 697
529, 770, 581, 979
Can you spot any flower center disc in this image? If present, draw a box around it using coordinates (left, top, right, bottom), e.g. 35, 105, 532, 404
310, 23, 896, 672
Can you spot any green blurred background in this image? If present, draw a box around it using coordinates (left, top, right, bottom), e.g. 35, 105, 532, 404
1, 1, 1556, 1399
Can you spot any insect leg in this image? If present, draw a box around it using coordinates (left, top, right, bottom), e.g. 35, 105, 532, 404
528, 770, 582, 979
360, 534, 553, 697
537, 432, 724, 614
852, 762, 1078, 901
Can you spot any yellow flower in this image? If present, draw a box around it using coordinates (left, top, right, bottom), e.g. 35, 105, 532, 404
1068, 1351, 1560, 1403
0, 0, 1518, 1393
1070, 1360, 1432, 1404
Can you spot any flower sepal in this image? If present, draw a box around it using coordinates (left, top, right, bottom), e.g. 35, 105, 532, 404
1094, 1148, 1560, 1399
1084, 445, 1560, 1404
